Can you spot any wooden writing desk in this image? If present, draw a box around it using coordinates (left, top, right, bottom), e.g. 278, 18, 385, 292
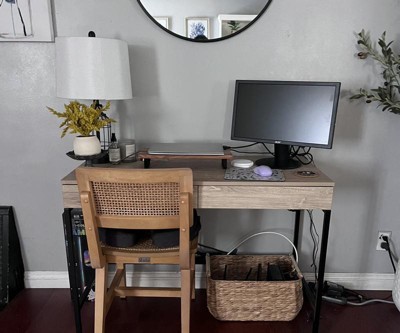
61, 159, 334, 333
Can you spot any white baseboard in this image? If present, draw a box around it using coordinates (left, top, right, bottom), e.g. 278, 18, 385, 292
25, 269, 395, 291
25, 271, 71, 289
24, 266, 207, 289
302, 273, 395, 291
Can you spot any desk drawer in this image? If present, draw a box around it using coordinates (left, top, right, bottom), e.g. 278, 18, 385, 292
198, 185, 333, 210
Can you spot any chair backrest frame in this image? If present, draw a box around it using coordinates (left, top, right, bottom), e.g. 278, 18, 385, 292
76, 167, 193, 268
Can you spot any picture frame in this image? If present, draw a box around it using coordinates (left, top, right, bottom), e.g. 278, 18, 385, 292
154, 17, 170, 29
185, 17, 210, 39
0, 0, 54, 42
218, 14, 256, 38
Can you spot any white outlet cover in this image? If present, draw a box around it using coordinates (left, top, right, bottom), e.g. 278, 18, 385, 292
376, 231, 392, 251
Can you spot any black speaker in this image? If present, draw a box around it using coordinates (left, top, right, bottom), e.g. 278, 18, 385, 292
0, 206, 25, 309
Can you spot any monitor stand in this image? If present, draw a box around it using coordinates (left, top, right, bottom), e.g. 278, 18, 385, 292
255, 144, 301, 170
138, 149, 233, 169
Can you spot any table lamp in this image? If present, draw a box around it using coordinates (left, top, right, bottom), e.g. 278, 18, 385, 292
55, 32, 132, 161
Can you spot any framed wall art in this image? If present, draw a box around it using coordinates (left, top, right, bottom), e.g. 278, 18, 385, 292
185, 17, 209, 39
0, 0, 54, 42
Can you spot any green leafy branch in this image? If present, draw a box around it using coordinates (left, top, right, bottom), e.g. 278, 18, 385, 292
350, 29, 400, 115
47, 101, 115, 138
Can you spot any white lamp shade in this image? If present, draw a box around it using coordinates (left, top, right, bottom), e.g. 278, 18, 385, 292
55, 37, 132, 100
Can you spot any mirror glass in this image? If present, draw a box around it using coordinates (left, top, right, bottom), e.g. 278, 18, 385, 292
138, 0, 273, 42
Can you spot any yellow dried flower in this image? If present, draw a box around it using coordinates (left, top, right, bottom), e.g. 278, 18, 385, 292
47, 101, 115, 138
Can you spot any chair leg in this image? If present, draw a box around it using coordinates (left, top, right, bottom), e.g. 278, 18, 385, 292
117, 263, 127, 299
181, 269, 191, 333
191, 254, 196, 300
94, 266, 108, 333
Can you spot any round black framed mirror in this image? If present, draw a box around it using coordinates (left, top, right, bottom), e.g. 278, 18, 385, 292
137, 0, 273, 42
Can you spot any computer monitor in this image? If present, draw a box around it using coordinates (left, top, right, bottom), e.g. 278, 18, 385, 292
231, 80, 341, 169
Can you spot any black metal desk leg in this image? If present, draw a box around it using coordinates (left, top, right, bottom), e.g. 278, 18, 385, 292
293, 210, 301, 256
312, 210, 331, 333
143, 158, 150, 168
62, 209, 83, 333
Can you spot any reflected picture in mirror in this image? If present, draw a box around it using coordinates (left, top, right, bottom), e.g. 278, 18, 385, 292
137, 0, 273, 42
185, 17, 209, 39
154, 16, 169, 29
219, 15, 256, 37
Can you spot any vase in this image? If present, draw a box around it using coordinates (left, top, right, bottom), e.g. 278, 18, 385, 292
73, 135, 101, 156
393, 260, 400, 311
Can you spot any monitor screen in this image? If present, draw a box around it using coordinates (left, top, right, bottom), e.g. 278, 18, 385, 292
231, 80, 341, 169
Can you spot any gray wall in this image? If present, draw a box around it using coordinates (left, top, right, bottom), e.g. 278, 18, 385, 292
0, 0, 399, 274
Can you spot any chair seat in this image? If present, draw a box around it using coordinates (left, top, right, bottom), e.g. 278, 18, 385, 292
102, 236, 198, 255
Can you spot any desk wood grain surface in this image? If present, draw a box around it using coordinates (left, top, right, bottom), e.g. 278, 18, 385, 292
61, 158, 334, 210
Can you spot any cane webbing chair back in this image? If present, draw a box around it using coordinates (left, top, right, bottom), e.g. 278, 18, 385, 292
76, 167, 195, 333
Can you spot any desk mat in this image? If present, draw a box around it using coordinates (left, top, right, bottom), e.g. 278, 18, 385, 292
224, 167, 285, 181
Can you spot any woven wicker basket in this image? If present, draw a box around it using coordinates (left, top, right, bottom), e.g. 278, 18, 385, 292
206, 254, 303, 321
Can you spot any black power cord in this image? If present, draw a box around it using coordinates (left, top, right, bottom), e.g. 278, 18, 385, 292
198, 243, 227, 254
310, 280, 395, 306
223, 142, 258, 151
223, 142, 273, 155
196, 243, 238, 264
307, 210, 320, 282
291, 146, 314, 165
223, 142, 314, 166
306, 217, 395, 307
381, 235, 397, 273
319, 235, 398, 306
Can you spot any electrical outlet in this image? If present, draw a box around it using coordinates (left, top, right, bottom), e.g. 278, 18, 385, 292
376, 231, 392, 251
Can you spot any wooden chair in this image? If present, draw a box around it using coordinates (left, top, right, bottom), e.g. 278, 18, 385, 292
76, 167, 197, 333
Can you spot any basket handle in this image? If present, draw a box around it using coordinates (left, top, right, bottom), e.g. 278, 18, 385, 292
227, 231, 299, 262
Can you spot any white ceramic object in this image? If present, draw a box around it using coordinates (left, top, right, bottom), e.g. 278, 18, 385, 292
393, 260, 400, 311
120, 140, 136, 161
231, 159, 254, 168
73, 135, 101, 156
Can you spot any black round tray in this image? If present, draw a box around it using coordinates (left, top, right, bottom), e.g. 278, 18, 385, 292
66, 150, 108, 161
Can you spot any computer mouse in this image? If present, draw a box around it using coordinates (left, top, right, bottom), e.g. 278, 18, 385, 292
253, 165, 273, 177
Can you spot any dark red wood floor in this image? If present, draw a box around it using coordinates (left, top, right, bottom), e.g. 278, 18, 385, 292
0, 289, 398, 333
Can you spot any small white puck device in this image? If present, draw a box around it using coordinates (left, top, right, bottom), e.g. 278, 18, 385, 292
231, 159, 254, 168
